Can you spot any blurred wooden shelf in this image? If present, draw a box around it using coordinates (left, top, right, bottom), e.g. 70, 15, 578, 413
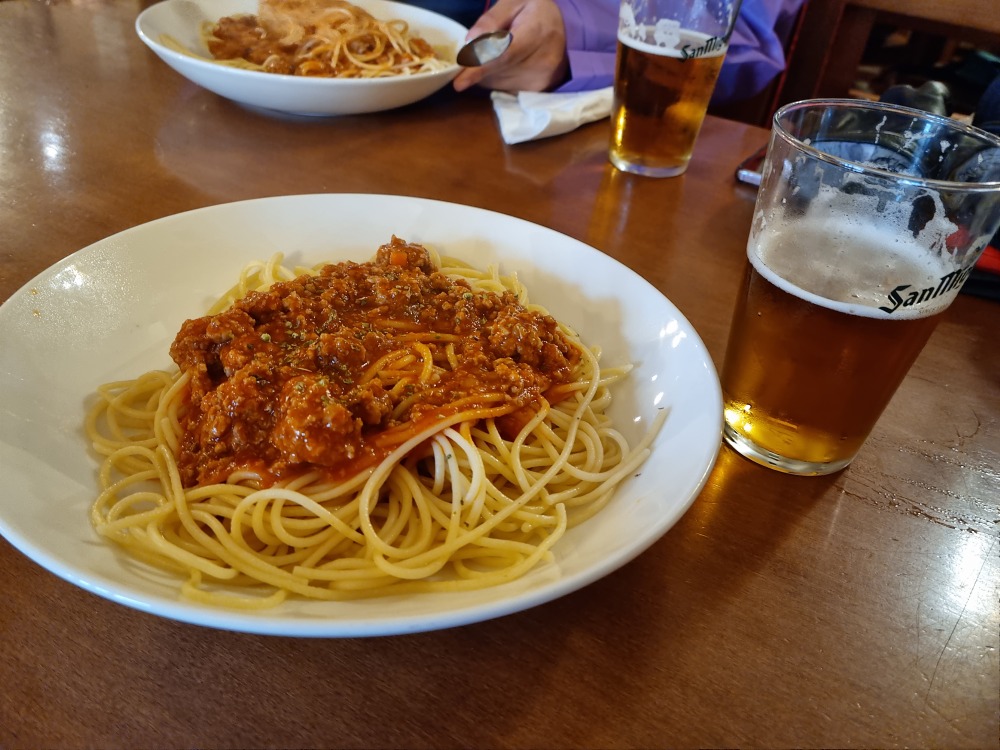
777, 0, 1000, 107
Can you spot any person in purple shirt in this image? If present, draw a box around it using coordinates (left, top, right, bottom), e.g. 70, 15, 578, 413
429, 0, 804, 104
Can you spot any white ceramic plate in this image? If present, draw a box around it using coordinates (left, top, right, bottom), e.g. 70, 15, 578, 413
135, 0, 466, 116
0, 195, 722, 637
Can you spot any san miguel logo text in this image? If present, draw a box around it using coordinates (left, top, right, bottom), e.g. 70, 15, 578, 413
878, 266, 972, 314
680, 35, 726, 59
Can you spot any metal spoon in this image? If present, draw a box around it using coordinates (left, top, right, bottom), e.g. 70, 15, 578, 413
456, 30, 513, 67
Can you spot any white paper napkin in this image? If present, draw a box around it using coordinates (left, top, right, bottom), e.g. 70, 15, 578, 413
490, 86, 614, 145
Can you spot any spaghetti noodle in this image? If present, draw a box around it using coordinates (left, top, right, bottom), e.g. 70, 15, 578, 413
87, 238, 664, 608
197, 0, 449, 77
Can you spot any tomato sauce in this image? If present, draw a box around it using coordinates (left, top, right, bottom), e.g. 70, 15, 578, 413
169, 238, 578, 487
206, 13, 436, 76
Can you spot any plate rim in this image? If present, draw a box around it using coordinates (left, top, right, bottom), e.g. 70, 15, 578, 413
0, 193, 723, 637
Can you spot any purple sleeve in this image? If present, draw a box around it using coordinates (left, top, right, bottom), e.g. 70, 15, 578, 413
711, 0, 806, 104
552, 0, 618, 92
551, 0, 805, 102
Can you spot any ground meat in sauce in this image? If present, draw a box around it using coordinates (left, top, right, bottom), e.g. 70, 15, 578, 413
206, 13, 437, 77
169, 238, 579, 488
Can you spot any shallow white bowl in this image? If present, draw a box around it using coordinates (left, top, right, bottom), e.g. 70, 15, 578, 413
0, 195, 723, 637
135, 0, 466, 116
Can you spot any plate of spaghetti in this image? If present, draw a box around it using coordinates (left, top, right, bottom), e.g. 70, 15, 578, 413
136, 0, 466, 115
0, 194, 722, 637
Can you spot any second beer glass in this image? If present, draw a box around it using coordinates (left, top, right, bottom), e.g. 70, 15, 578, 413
609, 0, 742, 177
721, 99, 1000, 475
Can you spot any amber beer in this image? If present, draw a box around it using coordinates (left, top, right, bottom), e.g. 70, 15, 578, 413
721, 221, 955, 475
610, 29, 726, 177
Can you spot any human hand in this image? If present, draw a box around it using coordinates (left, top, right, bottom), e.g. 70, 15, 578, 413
452, 0, 569, 93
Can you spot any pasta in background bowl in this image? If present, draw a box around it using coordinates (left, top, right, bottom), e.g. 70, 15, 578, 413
135, 0, 465, 116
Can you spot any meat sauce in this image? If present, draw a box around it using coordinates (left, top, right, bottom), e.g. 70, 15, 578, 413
169, 239, 579, 488
206, 14, 436, 76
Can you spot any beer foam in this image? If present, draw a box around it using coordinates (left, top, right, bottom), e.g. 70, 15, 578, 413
617, 27, 726, 59
813, 179, 958, 252
749, 219, 958, 321
748, 176, 966, 319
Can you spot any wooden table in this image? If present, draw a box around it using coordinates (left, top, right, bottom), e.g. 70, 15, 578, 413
1, 2, 997, 747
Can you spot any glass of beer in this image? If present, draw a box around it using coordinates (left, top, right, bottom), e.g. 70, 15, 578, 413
721, 98, 1000, 475
609, 0, 742, 177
